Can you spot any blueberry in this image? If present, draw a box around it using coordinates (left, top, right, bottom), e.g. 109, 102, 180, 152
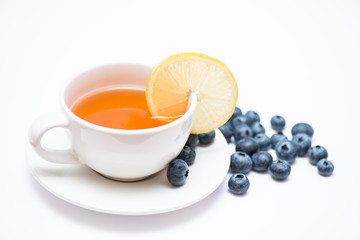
271, 115, 286, 131
292, 133, 311, 156
308, 145, 328, 165
199, 130, 216, 144
269, 160, 291, 180
251, 122, 265, 136
317, 159, 334, 176
229, 106, 242, 121
232, 115, 247, 128
230, 152, 252, 174
270, 132, 288, 149
234, 124, 252, 141
253, 133, 271, 151
275, 139, 298, 163
291, 123, 314, 137
185, 134, 199, 148
228, 173, 250, 195
244, 110, 260, 126
167, 159, 189, 186
251, 151, 273, 172
176, 145, 196, 165
219, 122, 233, 143
235, 138, 259, 156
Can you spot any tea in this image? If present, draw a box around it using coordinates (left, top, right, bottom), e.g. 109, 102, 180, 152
71, 88, 178, 130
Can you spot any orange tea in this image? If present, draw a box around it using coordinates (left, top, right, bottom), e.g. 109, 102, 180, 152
71, 88, 178, 130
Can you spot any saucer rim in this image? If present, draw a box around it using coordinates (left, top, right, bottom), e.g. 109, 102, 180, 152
26, 129, 230, 215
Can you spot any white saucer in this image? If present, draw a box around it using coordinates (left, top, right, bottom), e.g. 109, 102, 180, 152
26, 129, 230, 215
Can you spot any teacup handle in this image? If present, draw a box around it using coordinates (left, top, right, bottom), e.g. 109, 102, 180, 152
28, 113, 78, 164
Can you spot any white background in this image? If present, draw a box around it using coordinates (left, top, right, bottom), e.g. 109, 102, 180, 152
1, 0, 360, 239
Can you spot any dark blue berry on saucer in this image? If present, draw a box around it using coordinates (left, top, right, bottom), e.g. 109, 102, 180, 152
251, 151, 273, 172
275, 139, 298, 163
229, 106, 242, 121
291, 122, 314, 138
185, 134, 199, 148
253, 133, 271, 151
308, 145, 328, 165
199, 130, 216, 144
167, 159, 189, 186
244, 110, 260, 126
228, 173, 250, 195
317, 159, 334, 176
236, 138, 259, 156
270, 132, 287, 149
292, 133, 311, 156
232, 115, 247, 128
230, 152, 252, 174
176, 145, 196, 165
251, 122, 265, 136
234, 124, 252, 141
269, 160, 291, 180
271, 115, 286, 131
219, 122, 233, 143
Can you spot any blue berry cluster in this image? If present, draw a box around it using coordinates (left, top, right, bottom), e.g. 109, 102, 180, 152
167, 130, 216, 186
221, 107, 334, 194
167, 107, 334, 188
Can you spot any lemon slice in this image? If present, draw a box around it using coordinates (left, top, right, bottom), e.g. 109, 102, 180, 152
146, 52, 238, 134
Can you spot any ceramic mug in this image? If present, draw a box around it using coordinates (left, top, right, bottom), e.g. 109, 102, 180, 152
28, 64, 197, 181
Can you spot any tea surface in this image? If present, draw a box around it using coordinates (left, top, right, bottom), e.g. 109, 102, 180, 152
71, 88, 177, 129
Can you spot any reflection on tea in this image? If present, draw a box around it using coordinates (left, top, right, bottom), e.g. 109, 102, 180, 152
71, 88, 179, 130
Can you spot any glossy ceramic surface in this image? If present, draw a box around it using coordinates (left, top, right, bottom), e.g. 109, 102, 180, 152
27, 129, 230, 215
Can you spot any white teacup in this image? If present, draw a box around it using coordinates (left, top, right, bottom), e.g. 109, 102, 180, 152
28, 64, 197, 181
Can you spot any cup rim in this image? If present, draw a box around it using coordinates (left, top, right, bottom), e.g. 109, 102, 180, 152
60, 63, 197, 135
